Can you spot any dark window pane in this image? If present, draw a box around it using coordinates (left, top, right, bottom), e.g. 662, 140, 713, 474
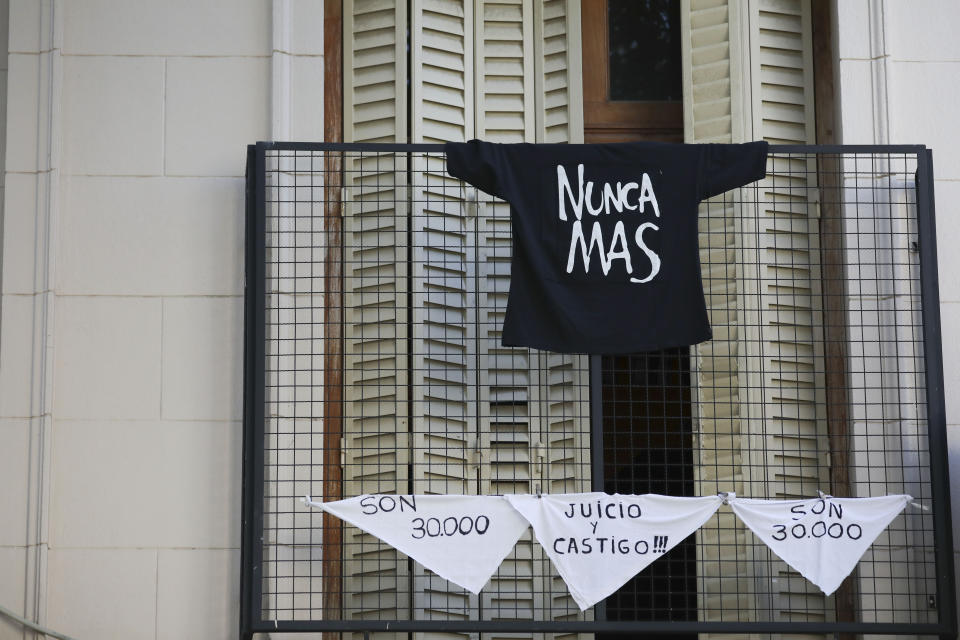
608, 0, 682, 101
599, 348, 696, 636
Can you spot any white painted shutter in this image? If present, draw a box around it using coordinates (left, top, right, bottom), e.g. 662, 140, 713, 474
471, 0, 547, 623
473, 0, 540, 504
533, 9, 592, 610
343, 0, 410, 629
344, 0, 408, 143
409, 0, 476, 499
408, 1, 482, 630
343, 0, 588, 627
536, 0, 585, 144
740, 0, 832, 621
473, 0, 591, 625
682, 0, 754, 625
684, 0, 828, 624
531, 3, 589, 511
406, 0, 590, 625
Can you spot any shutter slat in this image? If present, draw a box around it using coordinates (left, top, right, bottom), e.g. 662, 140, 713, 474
748, 0, 831, 621
346, 0, 587, 626
343, 2, 411, 630
410, 2, 481, 629
684, 0, 748, 623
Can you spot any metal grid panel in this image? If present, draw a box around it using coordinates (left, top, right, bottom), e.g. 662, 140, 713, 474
242, 143, 955, 636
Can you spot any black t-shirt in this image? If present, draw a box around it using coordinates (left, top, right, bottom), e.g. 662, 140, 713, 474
445, 140, 769, 354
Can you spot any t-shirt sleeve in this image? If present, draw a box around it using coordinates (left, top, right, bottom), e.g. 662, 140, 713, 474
444, 139, 507, 200
699, 141, 769, 200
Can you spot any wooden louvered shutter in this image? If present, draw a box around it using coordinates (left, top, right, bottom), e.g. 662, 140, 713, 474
409, 0, 476, 496
536, 0, 585, 144
342, 0, 410, 629
344, 0, 408, 143
740, 0, 832, 621
533, 2, 588, 505
474, 0, 536, 492
472, 0, 591, 624
408, 0, 482, 629
531, 2, 592, 623
684, 0, 828, 625
681, 0, 756, 625
472, 0, 545, 623
342, 0, 588, 629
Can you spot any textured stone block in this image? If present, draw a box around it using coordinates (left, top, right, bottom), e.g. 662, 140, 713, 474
53, 296, 162, 419
165, 57, 269, 177
161, 296, 243, 421
51, 419, 241, 548
60, 177, 244, 295
63, 56, 164, 176
47, 548, 157, 640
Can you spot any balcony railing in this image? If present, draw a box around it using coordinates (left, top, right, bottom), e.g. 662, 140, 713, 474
241, 142, 956, 638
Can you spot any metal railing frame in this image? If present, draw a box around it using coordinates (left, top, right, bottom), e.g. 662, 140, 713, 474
240, 142, 957, 639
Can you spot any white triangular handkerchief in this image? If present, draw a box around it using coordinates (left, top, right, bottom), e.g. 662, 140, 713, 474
306, 495, 529, 594
729, 494, 911, 595
505, 493, 723, 610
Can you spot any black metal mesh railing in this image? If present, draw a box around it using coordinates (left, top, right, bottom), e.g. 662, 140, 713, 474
242, 143, 955, 637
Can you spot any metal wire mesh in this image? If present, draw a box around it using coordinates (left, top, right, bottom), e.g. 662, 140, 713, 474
245, 144, 953, 636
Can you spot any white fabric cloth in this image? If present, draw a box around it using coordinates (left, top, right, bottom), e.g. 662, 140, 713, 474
505, 493, 723, 610
730, 494, 911, 595
306, 495, 529, 594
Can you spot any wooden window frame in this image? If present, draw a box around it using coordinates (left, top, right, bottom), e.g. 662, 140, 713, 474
323, 0, 344, 632
581, 0, 683, 143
